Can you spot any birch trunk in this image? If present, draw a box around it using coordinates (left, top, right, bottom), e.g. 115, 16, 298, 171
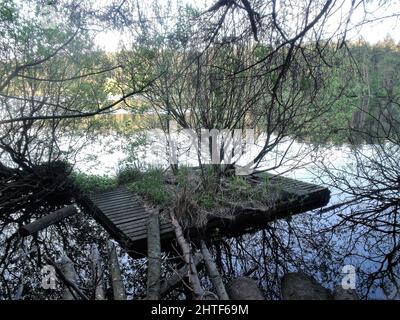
108, 241, 126, 300
59, 255, 79, 300
170, 211, 204, 299
200, 240, 229, 300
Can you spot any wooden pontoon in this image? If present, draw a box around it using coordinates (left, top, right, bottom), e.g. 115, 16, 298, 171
78, 173, 330, 258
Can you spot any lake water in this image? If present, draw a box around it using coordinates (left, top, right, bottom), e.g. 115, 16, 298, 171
71, 124, 399, 299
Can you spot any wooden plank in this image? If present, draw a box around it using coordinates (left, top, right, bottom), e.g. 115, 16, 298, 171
91, 190, 137, 200
113, 216, 172, 229
97, 203, 144, 213
126, 224, 173, 239
106, 213, 147, 224
104, 205, 146, 215
91, 190, 138, 202
92, 197, 140, 209
128, 229, 174, 243
104, 207, 147, 219
250, 173, 326, 197
123, 221, 172, 235
120, 222, 173, 236
90, 191, 134, 201
116, 218, 150, 231
95, 203, 144, 213
107, 212, 148, 224
109, 218, 147, 230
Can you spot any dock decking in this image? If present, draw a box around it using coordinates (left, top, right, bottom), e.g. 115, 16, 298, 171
79, 173, 330, 258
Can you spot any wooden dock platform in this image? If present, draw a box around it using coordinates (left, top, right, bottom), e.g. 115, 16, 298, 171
79, 173, 330, 258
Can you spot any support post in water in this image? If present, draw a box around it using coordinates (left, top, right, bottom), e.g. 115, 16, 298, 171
146, 209, 161, 300
108, 241, 126, 300
91, 244, 105, 300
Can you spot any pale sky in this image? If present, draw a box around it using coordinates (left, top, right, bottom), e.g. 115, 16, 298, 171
94, 0, 400, 52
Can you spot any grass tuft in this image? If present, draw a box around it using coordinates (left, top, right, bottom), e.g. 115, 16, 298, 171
72, 172, 117, 193
127, 168, 171, 205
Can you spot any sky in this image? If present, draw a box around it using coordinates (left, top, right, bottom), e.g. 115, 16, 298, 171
94, 0, 400, 52
343, 0, 400, 43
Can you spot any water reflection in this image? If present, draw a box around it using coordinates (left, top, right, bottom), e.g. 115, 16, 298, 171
73, 116, 397, 299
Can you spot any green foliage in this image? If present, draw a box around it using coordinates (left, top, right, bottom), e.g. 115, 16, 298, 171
230, 175, 250, 188
221, 174, 276, 205
196, 193, 215, 210
291, 39, 400, 144
0, 0, 17, 23
116, 165, 143, 185
226, 175, 253, 198
72, 172, 117, 194
253, 44, 273, 59
176, 166, 191, 187
128, 168, 171, 205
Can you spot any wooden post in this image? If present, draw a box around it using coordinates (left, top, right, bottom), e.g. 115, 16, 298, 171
91, 244, 105, 300
19, 206, 77, 236
108, 241, 126, 300
170, 211, 204, 299
146, 210, 161, 300
59, 255, 79, 300
200, 240, 229, 300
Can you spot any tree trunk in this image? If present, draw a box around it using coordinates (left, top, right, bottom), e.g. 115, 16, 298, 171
146, 210, 161, 300
59, 255, 79, 300
200, 240, 229, 300
19, 206, 77, 236
170, 210, 204, 299
108, 241, 126, 300
226, 277, 264, 300
91, 244, 105, 300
